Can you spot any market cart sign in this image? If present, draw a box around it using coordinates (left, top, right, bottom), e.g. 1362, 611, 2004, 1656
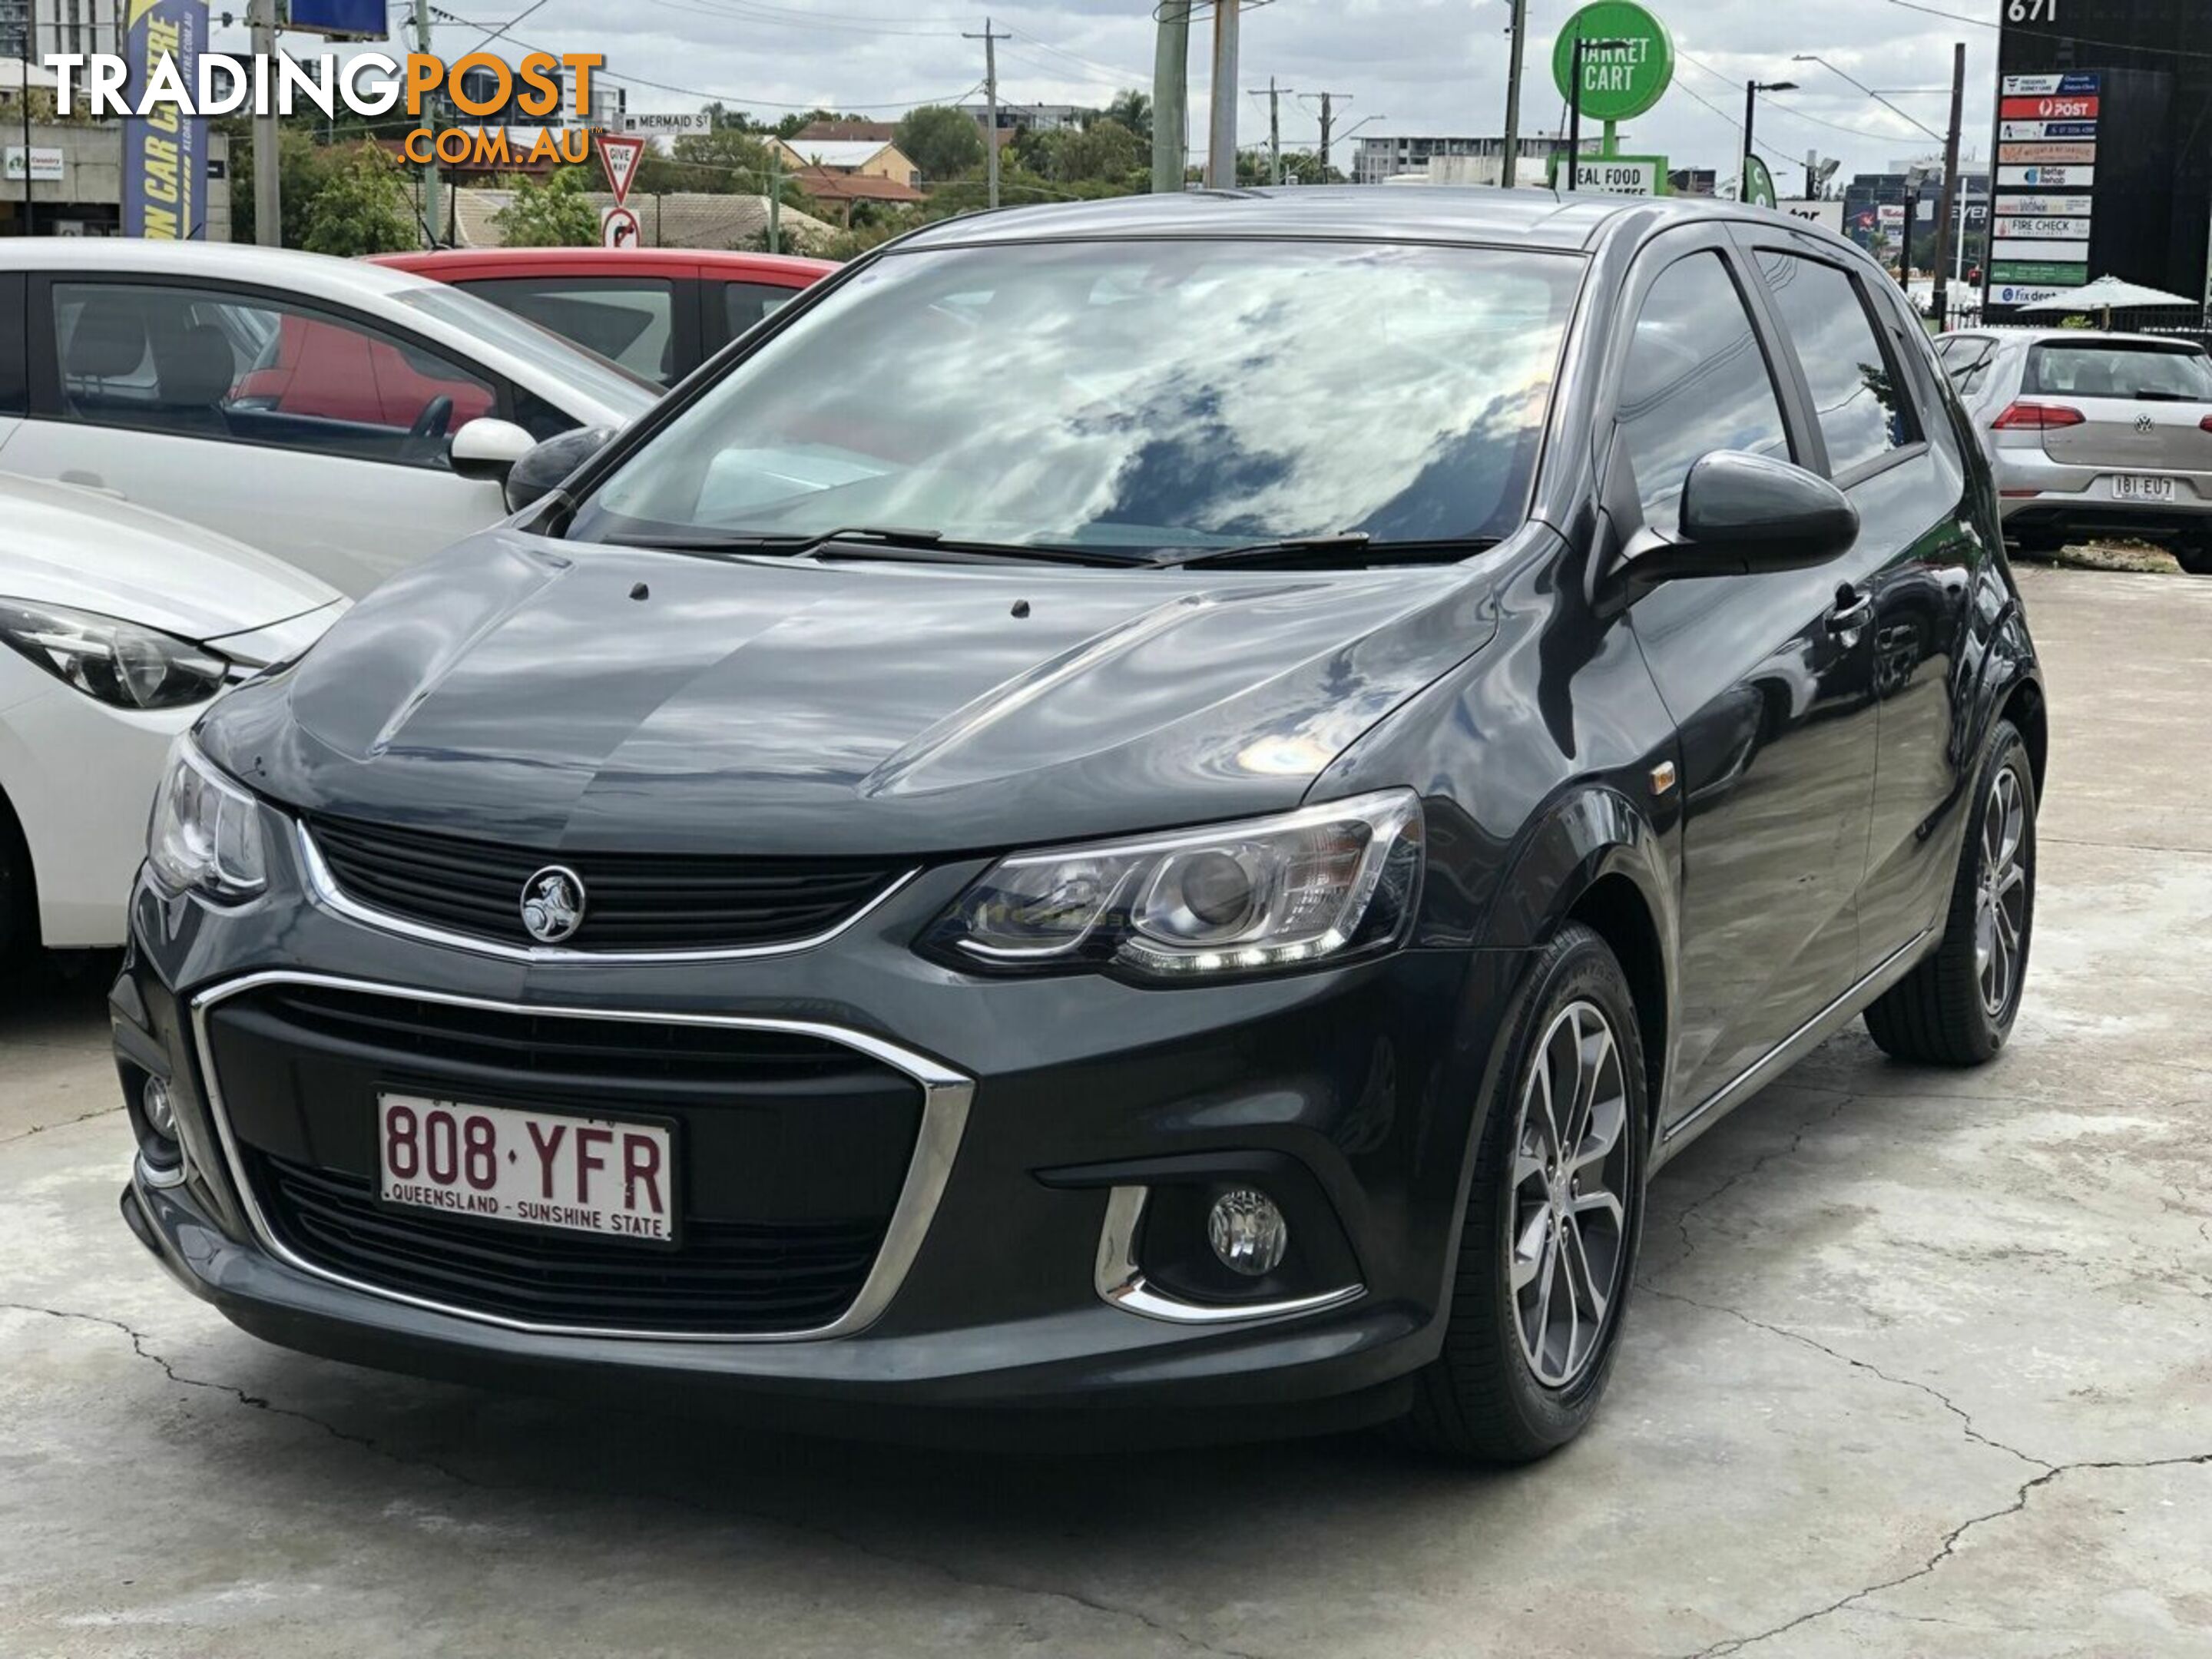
1551, 2, 1674, 123
1550, 153, 1667, 196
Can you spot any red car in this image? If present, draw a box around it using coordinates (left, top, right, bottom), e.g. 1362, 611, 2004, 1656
372, 248, 837, 387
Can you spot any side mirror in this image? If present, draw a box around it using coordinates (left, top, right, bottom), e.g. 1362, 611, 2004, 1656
503, 425, 618, 515
448, 417, 538, 483
1597, 451, 1858, 616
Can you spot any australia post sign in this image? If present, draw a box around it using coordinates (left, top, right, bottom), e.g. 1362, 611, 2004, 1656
121, 0, 208, 238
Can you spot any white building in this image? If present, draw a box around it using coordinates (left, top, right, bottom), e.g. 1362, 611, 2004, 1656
2, 0, 122, 61
1353, 132, 1595, 187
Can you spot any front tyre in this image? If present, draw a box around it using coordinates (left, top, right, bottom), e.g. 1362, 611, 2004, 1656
1864, 718, 2037, 1065
1396, 924, 1648, 1463
2174, 541, 2212, 576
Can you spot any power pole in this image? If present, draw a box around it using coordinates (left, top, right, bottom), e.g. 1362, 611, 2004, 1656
965, 18, 1009, 210
1932, 40, 1965, 332
1204, 0, 1239, 188
1247, 75, 1293, 185
1500, 0, 1528, 189
250, 0, 280, 244
1309, 90, 1349, 179
767, 146, 781, 254
412, 0, 439, 246
1151, 0, 1190, 194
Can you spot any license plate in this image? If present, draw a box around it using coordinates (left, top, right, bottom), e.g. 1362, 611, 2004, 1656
2111, 475, 2177, 502
376, 1092, 676, 1243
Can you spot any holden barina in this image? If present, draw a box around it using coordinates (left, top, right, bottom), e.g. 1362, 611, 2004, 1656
114, 190, 2045, 1462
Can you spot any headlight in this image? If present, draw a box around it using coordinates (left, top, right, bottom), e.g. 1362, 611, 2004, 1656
928, 790, 1423, 982
0, 598, 230, 710
147, 737, 267, 902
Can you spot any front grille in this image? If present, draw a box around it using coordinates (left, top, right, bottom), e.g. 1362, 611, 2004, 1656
206, 984, 932, 1336
248, 1152, 883, 1333
308, 814, 906, 952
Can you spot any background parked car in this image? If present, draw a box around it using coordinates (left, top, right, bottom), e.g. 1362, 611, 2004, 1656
373, 248, 838, 386
0, 475, 345, 955
1937, 327, 2212, 573
0, 243, 661, 597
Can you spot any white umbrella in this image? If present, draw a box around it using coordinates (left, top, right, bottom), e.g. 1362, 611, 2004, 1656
2020, 274, 2200, 313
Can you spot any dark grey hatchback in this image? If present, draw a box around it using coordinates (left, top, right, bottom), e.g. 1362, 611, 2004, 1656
112, 189, 2045, 1462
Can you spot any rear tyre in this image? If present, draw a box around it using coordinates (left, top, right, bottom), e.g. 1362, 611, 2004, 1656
0, 786, 33, 966
1395, 924, 1647, 1463
1865, 719, 2036, 1066
2173, 541, 2212, 576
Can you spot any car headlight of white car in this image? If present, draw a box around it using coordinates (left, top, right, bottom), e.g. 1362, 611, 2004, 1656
147, 737, 267, 902
927, 790, 1426, 981
0, 598, 231, 710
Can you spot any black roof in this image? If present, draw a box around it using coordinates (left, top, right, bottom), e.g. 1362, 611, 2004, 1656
897, 185, 1789, 253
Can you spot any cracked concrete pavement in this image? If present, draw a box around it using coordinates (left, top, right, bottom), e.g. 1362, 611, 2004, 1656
2, 563, 2207, 1657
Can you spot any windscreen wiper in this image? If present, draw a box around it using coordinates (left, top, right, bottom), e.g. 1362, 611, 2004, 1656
1152, 534, 1496, 570
598, 525, 1140, 568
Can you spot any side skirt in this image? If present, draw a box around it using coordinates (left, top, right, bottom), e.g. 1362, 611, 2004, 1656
1651, 927, 1935, 1173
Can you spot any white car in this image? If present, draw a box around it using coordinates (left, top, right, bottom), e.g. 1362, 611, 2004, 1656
0, 475, 346, 952
0, 241, 658, 597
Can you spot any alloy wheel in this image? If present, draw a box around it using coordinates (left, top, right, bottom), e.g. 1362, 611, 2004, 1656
1508, 1000, 1631, 1389
1975, 767, 2028, 1019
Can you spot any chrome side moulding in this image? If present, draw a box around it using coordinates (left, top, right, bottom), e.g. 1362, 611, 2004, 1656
1093, 1185, 1365, 1325
294, 821, 922, 966
187, 969, 973, 1345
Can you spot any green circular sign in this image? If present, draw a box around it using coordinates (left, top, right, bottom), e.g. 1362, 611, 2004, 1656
1551, 2, 1675, 124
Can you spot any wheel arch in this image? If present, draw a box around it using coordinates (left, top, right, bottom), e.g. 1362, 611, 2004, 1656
2001, 674, 2048, 802
1476, 786, 1678, 1129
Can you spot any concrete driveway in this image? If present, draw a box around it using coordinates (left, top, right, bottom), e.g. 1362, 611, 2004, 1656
2, 564, 2207, 1658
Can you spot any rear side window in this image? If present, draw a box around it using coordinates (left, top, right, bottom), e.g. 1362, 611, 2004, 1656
2023, 342, 2212, 401
1617, 250, 1790, 531
459, 276, 678, 385
1757, 252, 1917, 475
724, 280, 800, 337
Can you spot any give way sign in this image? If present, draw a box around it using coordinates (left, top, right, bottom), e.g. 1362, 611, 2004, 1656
598, 134, 647, 206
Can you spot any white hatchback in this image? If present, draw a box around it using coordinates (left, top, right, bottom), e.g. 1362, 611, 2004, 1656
0, 241, 659, 597
0, 475, 347, 952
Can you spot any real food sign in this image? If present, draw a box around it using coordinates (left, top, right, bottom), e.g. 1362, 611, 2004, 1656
121, 0, 208, 238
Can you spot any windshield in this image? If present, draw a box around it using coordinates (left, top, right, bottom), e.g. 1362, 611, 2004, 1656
568, 238, 1583, 558
392, 283, 661, 419
2023, 341, 2212, 402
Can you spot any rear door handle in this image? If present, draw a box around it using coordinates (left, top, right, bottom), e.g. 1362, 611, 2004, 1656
59, 470, 124, 501
1827, 584, 1873, 634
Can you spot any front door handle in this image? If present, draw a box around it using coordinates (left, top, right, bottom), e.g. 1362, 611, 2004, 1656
1827, 584, 1873, 634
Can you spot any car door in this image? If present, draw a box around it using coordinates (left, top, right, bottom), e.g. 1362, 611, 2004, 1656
2, 274, 516, 596
1606, 233, 1884, 1121
1750, 245, 1982, 973
709, 278, 810, 357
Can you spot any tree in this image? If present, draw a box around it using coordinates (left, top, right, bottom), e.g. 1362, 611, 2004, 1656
495, 167, 601, 247
299, 144, 416, 257
637, 126, 782, 197
895, 104, 985, 184
1025, 119, 1142, 187
1104, 88, 1152, 142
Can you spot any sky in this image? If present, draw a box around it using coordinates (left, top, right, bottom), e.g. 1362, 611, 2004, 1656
212, 0, 2004, 190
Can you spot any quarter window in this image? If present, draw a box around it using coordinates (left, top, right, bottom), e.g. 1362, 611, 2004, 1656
724, 280, 800, 337
51, 281, 495, 469
1617, 251, 1790, 532
459, 276, 679, 385
1757, 253, 1917, 475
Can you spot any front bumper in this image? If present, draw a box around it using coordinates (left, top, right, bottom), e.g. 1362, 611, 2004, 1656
114, 839, 1526, 1443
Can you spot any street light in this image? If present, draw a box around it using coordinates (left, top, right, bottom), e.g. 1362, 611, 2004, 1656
1791, 53, 1945, 145
1743, 80, 1799, 200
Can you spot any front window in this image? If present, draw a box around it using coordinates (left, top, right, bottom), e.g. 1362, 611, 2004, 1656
2023, 341, 2212, 402
571, 239, 1584, 558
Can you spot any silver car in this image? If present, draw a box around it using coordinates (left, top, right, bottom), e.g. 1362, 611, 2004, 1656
1937, 328, 2212, 575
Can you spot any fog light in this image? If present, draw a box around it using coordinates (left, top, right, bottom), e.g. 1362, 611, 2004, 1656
1207, 1188, 1288, 1277
142, 1075, 177, 1143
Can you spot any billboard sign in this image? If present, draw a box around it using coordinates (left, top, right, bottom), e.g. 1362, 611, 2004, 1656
283, 0, 386, 36
1549, 154, 1666, 196
1781, 200, 1844, 233
1999, 164, 2094, 188
2002, 194, 2095, 217
121, 0, 208, 238
1994, 216, 2091, 239
1992, 283, 2068, 306
1998, 94, 2099, 121
3, 146, 65, 181
2000, 121, 2100, 141
2002, 73, 2103, 97
1551, 2, 1675, 123
1998, 142, 2098, 164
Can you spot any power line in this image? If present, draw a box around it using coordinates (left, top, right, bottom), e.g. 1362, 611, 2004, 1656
1883, 0, 2212, 61
1680, 48, 1921, 143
